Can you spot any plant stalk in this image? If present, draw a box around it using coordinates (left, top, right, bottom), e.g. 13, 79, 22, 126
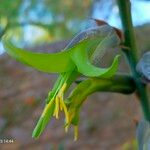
117, 0, 150, 121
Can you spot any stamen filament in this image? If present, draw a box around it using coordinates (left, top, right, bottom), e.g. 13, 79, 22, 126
74, 126, 78, 141
53, 97, 59, 119
52, 82, 69, 124
60, 98, 69, 124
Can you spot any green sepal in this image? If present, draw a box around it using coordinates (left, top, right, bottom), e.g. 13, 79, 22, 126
32, 102, 55, 138
71, 108, 80, 126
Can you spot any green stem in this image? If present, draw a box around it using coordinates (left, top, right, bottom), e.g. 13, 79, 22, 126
117, 0, 150, 121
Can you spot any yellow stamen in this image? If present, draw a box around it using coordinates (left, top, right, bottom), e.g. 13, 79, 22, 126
65, 124, 69, 133
42, 98, 55, 117
56, 97, 60, 119
59, 83, 67, 95
53, 83, 67, 119
53, 97, 59, 119
64, 110, 75, 132
47, 83, 69, 125
60, 98, 69, 124
59, 97, 63, 110
56, 83, 69, 125
53, 102, 56, 117
74, 126, 78, 141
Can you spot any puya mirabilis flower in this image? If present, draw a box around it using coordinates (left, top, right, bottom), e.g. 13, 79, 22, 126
2, 19, 122, 140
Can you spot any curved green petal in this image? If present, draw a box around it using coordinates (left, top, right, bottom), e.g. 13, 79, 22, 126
71, 45, 120, 77
2, 35, 75, 73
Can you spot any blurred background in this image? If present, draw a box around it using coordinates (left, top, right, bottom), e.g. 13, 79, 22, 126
0, 0, 150, 149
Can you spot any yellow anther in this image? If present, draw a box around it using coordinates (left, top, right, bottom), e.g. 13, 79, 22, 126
43, 82, 68, 126
56, 98, 59, 119
50, 83, 67, 119
74, 126, 78, 141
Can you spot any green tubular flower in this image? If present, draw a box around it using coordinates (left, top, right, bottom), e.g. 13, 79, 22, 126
2, 24, 121, 139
